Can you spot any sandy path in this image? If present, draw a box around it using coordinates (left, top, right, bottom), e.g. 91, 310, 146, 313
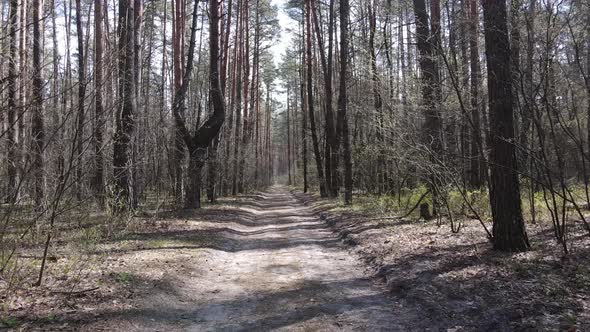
87, 187, 414, 331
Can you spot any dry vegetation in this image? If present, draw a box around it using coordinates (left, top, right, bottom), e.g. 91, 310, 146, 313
2, 187, 590, 331
295, 189, 590, 331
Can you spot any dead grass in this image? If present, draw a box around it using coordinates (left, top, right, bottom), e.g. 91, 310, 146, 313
294, 190, 590, 331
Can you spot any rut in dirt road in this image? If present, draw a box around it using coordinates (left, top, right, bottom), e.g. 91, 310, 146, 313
89, 187, 417, 331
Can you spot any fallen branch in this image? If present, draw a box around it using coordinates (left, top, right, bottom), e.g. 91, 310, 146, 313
368, 216, 402, 221
50, 287, 99, 295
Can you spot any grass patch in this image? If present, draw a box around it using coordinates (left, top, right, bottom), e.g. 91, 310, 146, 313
0, 316, 18, 328
112, 271, 134, 284
325, 183, 584, 225
145, 239, 175, 248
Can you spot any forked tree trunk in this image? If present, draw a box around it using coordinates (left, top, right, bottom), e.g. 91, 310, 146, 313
172, 0, 225, 208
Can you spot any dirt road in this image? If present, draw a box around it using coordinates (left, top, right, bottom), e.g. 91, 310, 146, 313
84, 187, 415, 331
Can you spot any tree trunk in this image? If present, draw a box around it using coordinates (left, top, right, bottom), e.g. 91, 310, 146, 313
287, 89, 292, 185
5, 0, 18, 203
238, 0, 250, 193
113, 0, 135, 209
185, 151, 203, 208
31, 0, 44, 207
482, 0, 530, 252
337, 0, 352, 204
469, 0, 483, 188
159, 0, 168, 196
413, 0, 443, 213
301, 70, 308, 193
311, 0, 336, 197
306, 0, 326, 197
93, 0, 105, 205
368, 0, 384, 194
231, 0, 244, 195
173, 0, 225, 208
172, 0, 186, 203
300, 12, 308, 193
75, 0, 86, 201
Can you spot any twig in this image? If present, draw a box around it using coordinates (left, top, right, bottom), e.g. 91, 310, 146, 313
368, 216, 402, 221
50, 286, 99, 295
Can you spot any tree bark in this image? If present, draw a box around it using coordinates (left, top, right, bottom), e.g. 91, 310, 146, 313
172, 0, 225, 208
368, 0, 384, 194
482, 0, 530, 252
287, 89, 292, 185
172, 0, 186, 203
306, 0, 326, 197
93, 0, 105, 205
238, 0, 250, 193
469, 0, 483, 188
300, 12, 308, 193
337, 0, 352, 204
75, 0, 87, 201
113, 0, 136, 209
413, 0, 443, 213
5, 0, 18, 203
231, 0, 244, 195
31, 0, 45, 207
311, 0, 336, 197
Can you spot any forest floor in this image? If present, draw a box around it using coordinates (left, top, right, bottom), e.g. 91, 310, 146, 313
294, 190, 590, 331
2, 186, 590, 331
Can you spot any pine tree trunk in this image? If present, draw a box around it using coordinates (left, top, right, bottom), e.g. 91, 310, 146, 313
287, 89, 292, 185
179, 0, 225, 208
185, 150, 203, 208
306, 0, 326, 197
31, 0, 44, 207
238, 0, 250, 193
93, 0, 105, 206
338, 0, 352, 204
413, 0, 443, 214
172, 0, 186, 203
231, 0, 244, 195
113, 0, 135, 209
75, 0, 86, 201
5, 0, 18, 203
469, 0, 483, 188
300, 14, 308, 193
482, 0, 530, 252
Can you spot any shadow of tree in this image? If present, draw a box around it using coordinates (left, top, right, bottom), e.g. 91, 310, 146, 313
18, 278, 412, 331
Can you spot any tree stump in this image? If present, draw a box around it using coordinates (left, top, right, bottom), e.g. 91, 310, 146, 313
419, 202, 431, 220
